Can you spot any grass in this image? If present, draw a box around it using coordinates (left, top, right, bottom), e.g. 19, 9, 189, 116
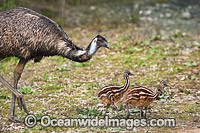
76, 107, 102, 118
19, 87, 34, 94
0, 24, 200, 132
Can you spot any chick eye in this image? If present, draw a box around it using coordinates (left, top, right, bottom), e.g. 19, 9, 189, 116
97, 40, 101, 43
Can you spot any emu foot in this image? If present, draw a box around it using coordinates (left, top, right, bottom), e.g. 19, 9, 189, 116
126, 112, 130, 119
103, 113, 108, 119
9, 116, 23, 123
118, 114, 123, 119
16, 94, 29, 114
140, 110, 144, 118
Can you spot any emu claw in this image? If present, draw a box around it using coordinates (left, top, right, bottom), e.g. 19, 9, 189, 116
118, 114, 123, 119
9, 116, 23, 123
126, 113, 130, 119
17, 97, 22, 110
16, 94, 29, 114
103, 114, 107, 119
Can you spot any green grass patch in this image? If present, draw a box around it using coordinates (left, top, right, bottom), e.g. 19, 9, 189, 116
184, 61, 198, 67
76, 107, 102, 118
0, 94, 10, 99
42, 72, 49, 81
57, 67, 71, 71
87, 82, 99, 90
181, 104, 199, 113
19, 86, 33, 94
43, 84, 64, 90
110, 43, 121, 50
136, 39, 150, 46
123, 56, 132, 64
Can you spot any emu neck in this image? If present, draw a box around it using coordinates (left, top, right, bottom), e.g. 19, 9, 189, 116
60, 39, 99, 62
153, 85, 163, 99
153, 92, 159, 99
87, 38, 99, 56
121, 75, 130, 93
153, 90, 161, 99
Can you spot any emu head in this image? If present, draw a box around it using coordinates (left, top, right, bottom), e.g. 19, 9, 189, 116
88, 35, 109, 55
124, 70, 134, 77
157, 80, 171, 94
95, 35, 109, 49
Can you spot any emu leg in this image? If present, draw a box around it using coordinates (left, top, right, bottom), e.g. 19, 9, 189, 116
112, 103, 122, 118
103, 104, 111, 118
0, 75, 26, 122
0, 75, 23, 96
126, 103, 130, 119
14, 59, 28, 111
10, 59, 29, 122
144, 107, 148, 118
139, 107, 144, 118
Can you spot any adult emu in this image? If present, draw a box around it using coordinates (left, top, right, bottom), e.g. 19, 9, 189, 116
0, 7, 109, 122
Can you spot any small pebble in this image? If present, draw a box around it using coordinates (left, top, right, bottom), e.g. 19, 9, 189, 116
197, 91, 200, 96
173, 108, 179, 113
196, 101, 200, 104
97, 103, 104, 107
180, 77, 185, 81
182, 12, 191, 19
145, 10, 152, 15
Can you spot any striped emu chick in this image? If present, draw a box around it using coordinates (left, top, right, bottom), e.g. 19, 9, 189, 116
98, 70, 133, 118
125, 80, 169, 118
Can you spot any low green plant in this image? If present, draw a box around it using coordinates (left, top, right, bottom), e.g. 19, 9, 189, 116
124, 56, 131, 64
178, 88, 184, 93
57, 67, 71, 71
0, 94, 10, 99
71, 62, 93, 69
173, 32, 185, 38
87, 82, 99, 90
44, 84, 63, 89
19, 86, 33, 94
110, 43, 120, 49
184, 90, 191, 95
151, 35, 164, 41
184, 62, 198, 67
42, 72, 49, 81
76, 107, 102, 117
73, 83, 81, 88
139, 39, 150, 46
35, 110, 47, 121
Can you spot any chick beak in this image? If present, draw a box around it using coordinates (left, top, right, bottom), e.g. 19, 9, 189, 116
129, 73, 134, 76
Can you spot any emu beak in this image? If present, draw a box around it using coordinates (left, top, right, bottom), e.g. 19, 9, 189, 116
103, 42, 109, 49
129, 73, 134, 76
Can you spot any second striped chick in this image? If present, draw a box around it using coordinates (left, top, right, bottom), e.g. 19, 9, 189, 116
124, 80, 169, 118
